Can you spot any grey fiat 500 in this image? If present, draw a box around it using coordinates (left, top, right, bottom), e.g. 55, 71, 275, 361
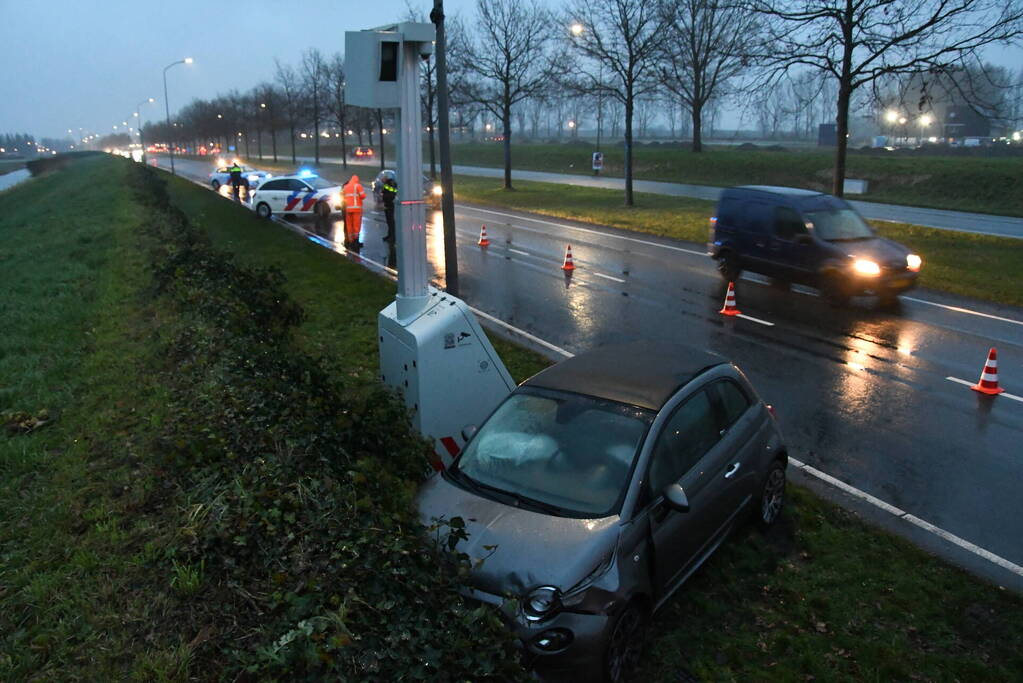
417, 342, 787, 682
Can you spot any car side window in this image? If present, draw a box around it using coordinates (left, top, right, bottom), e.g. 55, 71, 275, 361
774, 207, 807, 240
645, 390, 720, 498
709, 380, 752, 430
260, 179, 285, 191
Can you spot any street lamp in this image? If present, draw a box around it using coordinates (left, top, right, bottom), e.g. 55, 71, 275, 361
135, 97, 155, 162
163, 57, 194, 174
570, 22, 584, 36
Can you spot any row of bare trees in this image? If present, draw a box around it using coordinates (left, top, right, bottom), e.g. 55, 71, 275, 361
143, 0, 1023, 202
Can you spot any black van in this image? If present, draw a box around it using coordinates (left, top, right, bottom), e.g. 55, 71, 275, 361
708, 186, 922, 305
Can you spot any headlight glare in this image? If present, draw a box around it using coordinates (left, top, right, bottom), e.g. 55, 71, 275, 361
523, 586, 560, 621
906, 254, 922, 271
432, 185, 443, 196
852, 258, 881, 276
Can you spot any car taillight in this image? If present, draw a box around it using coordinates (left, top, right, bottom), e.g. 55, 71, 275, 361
767, 404, 776, 418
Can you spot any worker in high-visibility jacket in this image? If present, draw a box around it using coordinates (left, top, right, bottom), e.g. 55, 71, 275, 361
342, 175, 366, 247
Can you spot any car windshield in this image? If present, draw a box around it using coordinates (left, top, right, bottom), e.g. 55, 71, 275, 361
305, 177, 335, 190
805, 208, 875, 241
452, 389, 652, 517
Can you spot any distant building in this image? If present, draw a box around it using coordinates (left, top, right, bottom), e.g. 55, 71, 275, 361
943, 105, 992, 140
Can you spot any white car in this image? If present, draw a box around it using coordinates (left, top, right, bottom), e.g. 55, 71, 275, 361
209, 164, 272, 190
250, 172, 344, 219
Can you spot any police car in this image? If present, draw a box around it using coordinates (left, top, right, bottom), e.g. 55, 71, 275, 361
249, 171, 344, 219
208, 161, 273, 190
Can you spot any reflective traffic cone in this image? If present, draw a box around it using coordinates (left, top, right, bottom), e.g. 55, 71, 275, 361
719, 281, 741, 316
562, 244, 575, 271
971, 347, 1005, 395
478, 224, 490, 247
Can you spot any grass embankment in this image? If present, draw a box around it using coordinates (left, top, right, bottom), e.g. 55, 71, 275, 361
4, 154, 1023, 681
0, 159, 26, 176
448, 142, 1023, 217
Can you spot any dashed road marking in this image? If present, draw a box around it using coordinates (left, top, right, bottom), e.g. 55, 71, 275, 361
593, 271, 626, 283
736, 313, 775, 327
508, 248, 530, 257
945, 376, 1023, 403
904, 297, 1023, 327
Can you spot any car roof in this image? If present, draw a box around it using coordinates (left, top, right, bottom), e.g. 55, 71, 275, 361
734, 185, 825, 198
521, 341, 726, 411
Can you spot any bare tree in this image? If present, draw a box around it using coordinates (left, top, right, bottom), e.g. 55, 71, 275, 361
455, 0, 561, 189
324, 54, 349, 169
565, 0, 666, 205
750, 0, 1023, 196
274, 59, 302, 164
300, 49, 327, 164
658, 0, 756, 152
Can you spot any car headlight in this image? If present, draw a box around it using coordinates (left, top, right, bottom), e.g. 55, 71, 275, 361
852, 258, 881, 276
266, 173, 272, 178
248, 174, 259, 181
523, 586, 561, 622
906, 254, 922, 271
432, 184, 443, 196
331, 192, 343, 206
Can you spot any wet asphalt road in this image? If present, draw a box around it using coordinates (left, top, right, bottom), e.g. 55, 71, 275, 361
157, 156, 1023, 573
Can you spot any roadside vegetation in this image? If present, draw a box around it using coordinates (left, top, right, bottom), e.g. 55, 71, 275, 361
0, 159, 25, 176
8, 154, 1019, 680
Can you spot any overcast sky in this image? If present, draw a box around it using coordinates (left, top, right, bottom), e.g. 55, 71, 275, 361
2, 1, 1021, 140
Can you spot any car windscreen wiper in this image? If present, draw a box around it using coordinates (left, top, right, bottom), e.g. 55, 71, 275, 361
446, 468, 573, 516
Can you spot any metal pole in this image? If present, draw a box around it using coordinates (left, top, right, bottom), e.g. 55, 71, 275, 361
136, 102, 147, 165
163, 61, 179, 175
431, 0, 459, 296
395, 40, 430, 321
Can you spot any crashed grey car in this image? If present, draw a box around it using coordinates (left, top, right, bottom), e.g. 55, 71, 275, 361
417, 342, 787, 682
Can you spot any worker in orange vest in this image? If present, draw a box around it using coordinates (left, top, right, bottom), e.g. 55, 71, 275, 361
342, 175, 366, 247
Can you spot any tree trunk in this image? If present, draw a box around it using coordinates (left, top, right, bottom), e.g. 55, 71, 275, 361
290, 123, 296, 164
691, 102, 703, 153
314, 105, 321, 164
624, 93, 635, 207
832, 3, 855, 197
502, 102, 513, 190
272, 127, 278, 162
341, 125, 348, 169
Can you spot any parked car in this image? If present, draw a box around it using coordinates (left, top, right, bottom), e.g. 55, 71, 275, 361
249, 172, 344, 219
352, 146, 374, 159
208, 162, 272, 191
371, 169, 442, 209
709, 185, 922, 305
417, 341, 787, 683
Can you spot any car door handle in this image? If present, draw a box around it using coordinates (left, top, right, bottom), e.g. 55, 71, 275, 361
724, 462, 741, 479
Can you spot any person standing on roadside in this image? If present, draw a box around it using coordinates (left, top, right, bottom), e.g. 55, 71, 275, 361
342, 174, 366, 247
382, 174, 397, 243
229, 160, 243, 202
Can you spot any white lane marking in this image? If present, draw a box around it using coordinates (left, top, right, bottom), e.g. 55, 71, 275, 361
903, 296, 1023, 327
466, 206, 708, 256
789, 457, 1023, 579
735, 313, 775, 327
467, 306, 574, 359
172, 168, 1023, 582
508, 248, 530, 257
593, 271, 627, 283
945, 376, 1023, 403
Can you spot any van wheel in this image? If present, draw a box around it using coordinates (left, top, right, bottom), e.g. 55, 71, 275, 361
256, 202, 272, 219
717, 253, 741, 281
820, 273, 849, 307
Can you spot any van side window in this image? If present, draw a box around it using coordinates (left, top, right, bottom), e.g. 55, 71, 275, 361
774, 206, 807, 240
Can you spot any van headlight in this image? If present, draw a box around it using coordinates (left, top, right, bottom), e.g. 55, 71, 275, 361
523, 586, 561, 622
852, 259, 881, 276
906, 254, 922, 271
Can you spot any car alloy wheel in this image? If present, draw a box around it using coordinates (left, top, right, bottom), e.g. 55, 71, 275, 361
605, 603, 646, 683
256, 202, 271, 219
717, 252, 741, 281
759, 463, 786, 528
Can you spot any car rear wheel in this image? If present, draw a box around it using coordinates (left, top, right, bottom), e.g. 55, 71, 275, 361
315, 201, 331, 218
211, 179, 221, 190
604, 602, 646, 683
256, 202, 272, 219
717, 252, 741, 282
757, 461, 786, 529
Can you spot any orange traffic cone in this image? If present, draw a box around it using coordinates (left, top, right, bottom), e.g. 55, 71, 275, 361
478, 224, 490, 247
562, 244, 575, 271
719, 281, 741, 316
971, 347, 1005, 395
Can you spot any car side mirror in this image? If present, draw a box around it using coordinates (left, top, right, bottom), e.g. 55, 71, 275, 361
662, 483, 690, 513
461, 425, 478, 442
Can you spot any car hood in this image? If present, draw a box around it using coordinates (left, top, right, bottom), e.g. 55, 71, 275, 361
417, 473, 620, 597
833, 236, 909, 266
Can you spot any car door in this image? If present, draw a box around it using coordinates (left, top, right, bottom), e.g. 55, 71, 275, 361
767, 205, 816, 283
706, 379, 764, 511
257, 179, 286, 211
641, 389, 732, 596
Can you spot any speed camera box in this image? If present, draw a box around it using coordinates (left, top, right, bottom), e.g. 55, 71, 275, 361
344, 23, 435, 109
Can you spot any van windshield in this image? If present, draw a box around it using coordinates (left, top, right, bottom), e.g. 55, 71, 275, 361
805, 208, 875, 241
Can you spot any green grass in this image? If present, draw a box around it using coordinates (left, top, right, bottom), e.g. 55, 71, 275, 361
0, 159, 26, 176
447, 142, 1023, 217
7, 154, 1021, 680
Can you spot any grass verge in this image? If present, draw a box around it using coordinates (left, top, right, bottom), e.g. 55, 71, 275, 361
8, 154, 1019, 680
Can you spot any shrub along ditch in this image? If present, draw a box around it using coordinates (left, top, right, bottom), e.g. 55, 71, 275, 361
125, 164, 522, 680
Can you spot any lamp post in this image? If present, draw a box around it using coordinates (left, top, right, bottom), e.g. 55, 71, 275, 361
919, 114, 932, 145
134, 98, 155, 163
163, 57, 193, 175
